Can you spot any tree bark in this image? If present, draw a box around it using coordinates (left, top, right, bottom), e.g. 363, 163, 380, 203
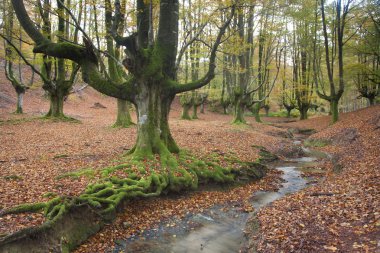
15, 90, 25, 114
331, 99, 339, 123
232, 93, 246, 124
252, 103, 262, 123
132, 82, 179, 158
299, 105, 309, 120
113, 99, 133, 127
200, 103, 205, 114
286, 108, 291, 118
46, 93, 65, 118
12, 0, 234, 159
368, 97, 375, 106
181, 104, 192, 120
192, 104, 199, 119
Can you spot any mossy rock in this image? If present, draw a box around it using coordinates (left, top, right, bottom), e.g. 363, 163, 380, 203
252, 145, 278, 163
231, 162, 267, 182
288, 128, 316, 135
304, 138, 331, 148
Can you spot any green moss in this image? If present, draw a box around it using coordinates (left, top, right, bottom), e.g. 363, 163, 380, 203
113, 99, 134, 128
56, 168, 95, 180
44, 197, 62, 216
54, 154, 69, 159
138, 166, 146, 174
41, 115, 81, 123
2, 202, 46, 215
128, 173, 139, 180
304, 139, 331, 147
0, 117, 39, 126
43, 192, 58, 198
3, 175, 23, 181
5, 148, 267, 237
252, 145, 278, 163
101, 164, 129, 177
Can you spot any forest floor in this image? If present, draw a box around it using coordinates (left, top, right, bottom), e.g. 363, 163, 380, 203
1, 77, 379, 252
250, 105, 380, 253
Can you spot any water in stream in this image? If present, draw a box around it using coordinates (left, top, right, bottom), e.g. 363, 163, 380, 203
111, 151, 319, 253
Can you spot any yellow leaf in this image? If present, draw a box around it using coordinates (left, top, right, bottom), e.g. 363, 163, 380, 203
323, 245, 337, 251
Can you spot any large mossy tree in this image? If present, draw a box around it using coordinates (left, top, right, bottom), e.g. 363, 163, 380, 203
12, 0, 234, 158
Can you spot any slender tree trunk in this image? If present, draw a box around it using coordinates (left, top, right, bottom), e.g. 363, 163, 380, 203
113, 99, 133, 127
232, 96, 245, 124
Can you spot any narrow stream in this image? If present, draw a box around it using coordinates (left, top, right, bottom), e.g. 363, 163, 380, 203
111, 145, 320, 253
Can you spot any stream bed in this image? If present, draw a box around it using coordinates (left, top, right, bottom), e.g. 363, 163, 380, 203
111, 146, 321, 253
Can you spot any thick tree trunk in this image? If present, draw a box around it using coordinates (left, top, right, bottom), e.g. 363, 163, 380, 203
200, 103, 205, 114
299, 105, 309, 120
113, 99, 133, 127
181, 104, 192, 120
46, 93, 65, 118
264, 106, 269, 117
223, 105, 228, 115
15, 91, 24, 114
286, 108, 292, 118
192, 104, 199, 119
232, 98, 245, 124
368, 97, 375, 106
331, 99, 339, 123
132, 83, 179, 159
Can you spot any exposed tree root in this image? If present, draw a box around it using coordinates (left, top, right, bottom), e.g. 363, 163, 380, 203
0, 150, 268, 252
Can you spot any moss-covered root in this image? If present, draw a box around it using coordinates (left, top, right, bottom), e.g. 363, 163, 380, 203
0, 202, 47, 216
1, 151, 268, 222
0, 151, 269, 252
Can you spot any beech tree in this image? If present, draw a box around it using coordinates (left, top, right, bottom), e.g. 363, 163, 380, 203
249, 1, 282, 123
315, 0, 353, 123
105, 0, 134, 127
350, 0, 380, 105
12, 0, 234, 158
280, 22, 296, 118
289, 0, 317, 120
39, 0, 81, 118
2, 0, 32, 114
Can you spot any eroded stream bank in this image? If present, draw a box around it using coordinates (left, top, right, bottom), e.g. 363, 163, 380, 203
110, 139, 324, 253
